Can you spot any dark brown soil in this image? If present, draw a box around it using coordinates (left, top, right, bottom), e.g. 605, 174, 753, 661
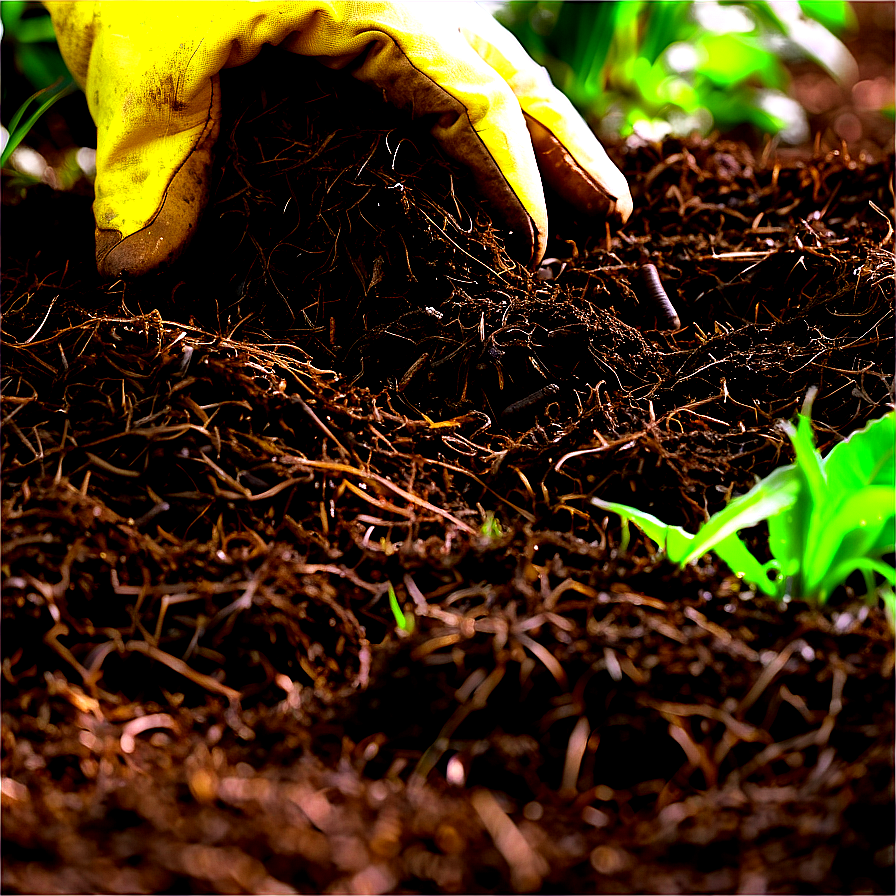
2, 51, 894, 895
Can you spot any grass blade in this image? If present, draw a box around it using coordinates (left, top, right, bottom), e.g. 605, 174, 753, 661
1, 77, 75, 169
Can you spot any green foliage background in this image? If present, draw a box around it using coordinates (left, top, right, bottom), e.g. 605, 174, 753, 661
497, 0, 858, 141
2, 0, 859, 150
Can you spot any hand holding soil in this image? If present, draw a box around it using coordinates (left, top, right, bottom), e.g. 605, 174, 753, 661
44, 0, 631, 276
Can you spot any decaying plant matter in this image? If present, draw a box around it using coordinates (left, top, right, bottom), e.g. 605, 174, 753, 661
2, 53, 894, 894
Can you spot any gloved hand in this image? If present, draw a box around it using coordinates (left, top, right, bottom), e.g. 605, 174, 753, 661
45, 1, 633, 278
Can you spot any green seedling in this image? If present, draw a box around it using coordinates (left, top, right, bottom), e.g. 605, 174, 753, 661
592, 402, 895, 609
2, 77, 75, 169
387, 583, 415, 634
481, 511, 503, 540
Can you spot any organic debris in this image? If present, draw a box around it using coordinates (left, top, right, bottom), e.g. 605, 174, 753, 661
2, 52, 894, 894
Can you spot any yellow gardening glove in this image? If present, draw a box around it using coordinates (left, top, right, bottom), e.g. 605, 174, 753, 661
45, 1, 633, 278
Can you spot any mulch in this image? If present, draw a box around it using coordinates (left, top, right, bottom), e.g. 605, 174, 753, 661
2, 53, 894, 894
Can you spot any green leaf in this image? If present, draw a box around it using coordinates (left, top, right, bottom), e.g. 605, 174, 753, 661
746, 0, 790, 34
705, 532, 781, 597
591, 496, 780, 595
819, 558, 896, 609
815, 412, 896, 598
590, 498, 696, 562
788, 412, 827, 500
696, 33, 780, 87
805, 486, 896, 601
822, 412, 896, 491
799, 0, 857, 34
14, 42, 71, 92
12, 15, 58, 45
767, 481, 803, 584
795, 411, 895, 601
640, 1, 689, 65
481, 512, 503, 539
679, 463, 800, 565
569, 2, 619, 87
0, 1, 26, 34
2, 77, 75, 168
387, 583, 414, 633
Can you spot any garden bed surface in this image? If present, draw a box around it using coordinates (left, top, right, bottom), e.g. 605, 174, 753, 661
1, 55, 894, 895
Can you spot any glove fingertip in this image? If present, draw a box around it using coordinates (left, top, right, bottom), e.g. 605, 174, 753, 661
525, 115, 632, 225
96, 221, 196, 280
96, 139, 215, 279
